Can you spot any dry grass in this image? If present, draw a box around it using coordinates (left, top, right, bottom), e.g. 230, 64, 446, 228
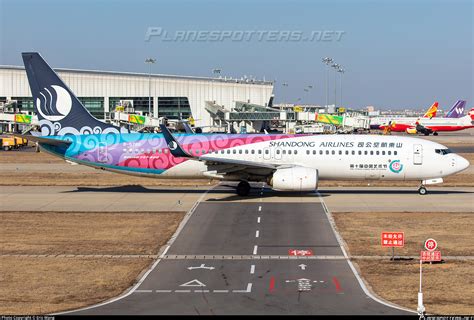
354, 260, 474, 315
0, 211, 185, 314
332, 212, 474, 257
0, 211, 185, 255
333, 211, 474, 314
0, 257, 152, 315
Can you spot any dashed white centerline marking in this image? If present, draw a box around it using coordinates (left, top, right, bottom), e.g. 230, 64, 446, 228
258, 206, 262, 211
257, 216, 261, 223
175, 290, 191, 293
135, 290, 152, 293
250, 264, 255, 274
232, 283, 253, 293
213, 290, 229, 293
253, 245, 258, 255
155, 290, 172, 293
194, 290, 210, 293
255, 230, 260, 238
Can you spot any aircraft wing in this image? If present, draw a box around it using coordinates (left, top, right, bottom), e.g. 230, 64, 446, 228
159, 124, 281, 171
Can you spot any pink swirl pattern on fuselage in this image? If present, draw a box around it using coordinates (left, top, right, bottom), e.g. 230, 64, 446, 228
116, 134, 295, 170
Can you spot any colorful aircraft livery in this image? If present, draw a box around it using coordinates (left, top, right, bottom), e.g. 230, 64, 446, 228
20, 52, 470, 196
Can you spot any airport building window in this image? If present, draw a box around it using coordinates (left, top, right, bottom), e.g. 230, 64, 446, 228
78, 97, 104, 119
158, 97, 192, 119
11, 97, 34, 112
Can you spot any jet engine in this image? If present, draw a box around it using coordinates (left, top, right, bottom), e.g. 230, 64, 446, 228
269, 167, 318, 191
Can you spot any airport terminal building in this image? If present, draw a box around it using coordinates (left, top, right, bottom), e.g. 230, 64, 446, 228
0, 66, 274, 129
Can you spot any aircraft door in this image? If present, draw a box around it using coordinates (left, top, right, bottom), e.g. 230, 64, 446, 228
98, 142, 108, 163
413, 144, 423, 165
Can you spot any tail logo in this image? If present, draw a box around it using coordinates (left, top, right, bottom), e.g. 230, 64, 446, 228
168, 141, 178, 151
389, 160, 404, 173
36, 85, 72, 122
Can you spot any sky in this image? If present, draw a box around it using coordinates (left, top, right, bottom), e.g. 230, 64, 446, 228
0, 0, 472, 109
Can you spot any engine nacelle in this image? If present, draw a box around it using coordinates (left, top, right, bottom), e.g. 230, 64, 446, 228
270, 167, 318, 191
406, 128, 418, 134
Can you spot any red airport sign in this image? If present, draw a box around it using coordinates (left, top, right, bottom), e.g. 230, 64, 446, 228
424, 238, 437, 251
381, 232, 404, 247
288, 249, 314, 256
420, 250, 441, 262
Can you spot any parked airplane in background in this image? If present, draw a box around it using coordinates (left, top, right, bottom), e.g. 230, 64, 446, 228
369, 102, 439, 130
445, 100, 466, 118
377, 100, 468, 135
20, 52, 470, 196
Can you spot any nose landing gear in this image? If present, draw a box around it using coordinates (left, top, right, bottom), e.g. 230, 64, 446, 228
418, 186, 427, 195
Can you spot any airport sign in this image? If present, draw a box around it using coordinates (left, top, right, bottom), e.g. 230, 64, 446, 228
424, 238, 437, 251
288, 249, 314, 256
420, 250, 441, 262
381, 232, 404, 247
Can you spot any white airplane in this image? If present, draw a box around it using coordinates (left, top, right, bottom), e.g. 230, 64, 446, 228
21, 52, 470, 196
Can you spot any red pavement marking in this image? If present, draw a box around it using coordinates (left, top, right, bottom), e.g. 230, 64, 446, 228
332, 276, 342, 293
269, 276, 275, 293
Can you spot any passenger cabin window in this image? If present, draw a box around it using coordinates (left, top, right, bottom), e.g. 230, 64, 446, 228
394, 151, 398, 155
388, 151, 391, 155
358, 151, 362, 155
251, 150, 255, 154
325, 150, 329, 155
319, 150, 323, 155
288, 150, 292, 155
382, 151, 386, 155
331, 150, 335, 155
306, 150, 310, 155
294, 150, 298, 155
265, 150, 269, 155
258, 150, 262, 155
313, 150, 317, 155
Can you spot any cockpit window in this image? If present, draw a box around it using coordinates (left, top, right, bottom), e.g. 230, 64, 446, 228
435, 149, 452, 155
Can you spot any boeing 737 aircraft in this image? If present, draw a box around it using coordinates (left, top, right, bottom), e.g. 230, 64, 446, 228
20, 52, 470, 196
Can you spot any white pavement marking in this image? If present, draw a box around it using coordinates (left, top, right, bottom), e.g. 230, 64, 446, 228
213, 290, 229, 293
232, 283, 253, 293
253, 245, 258, 255
57, 186, 216, 315
194, 290, 210, 293
155, 290, 172, 293
175, 290, 191, 293
257, 216, 261, 223
255, 230, 260, 238
316, 192, 416, 314
135, 290, 152, 293
250, 264, 255, 274
258, 206, 262, 211
161, 245, 170, 256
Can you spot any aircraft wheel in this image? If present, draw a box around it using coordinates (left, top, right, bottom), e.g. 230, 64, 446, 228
424, 132, 430, 136
418, 186, 427, 195
237, 181, 251, 196
433, 132, 438, 136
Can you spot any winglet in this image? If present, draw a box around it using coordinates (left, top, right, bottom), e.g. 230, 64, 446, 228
159, 124, 192, 158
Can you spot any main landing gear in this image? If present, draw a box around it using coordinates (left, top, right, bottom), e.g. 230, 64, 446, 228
418, 185, 428, 195
236, 181, 251, 196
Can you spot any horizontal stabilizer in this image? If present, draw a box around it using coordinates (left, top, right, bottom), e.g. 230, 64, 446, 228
13, 134, 72, 148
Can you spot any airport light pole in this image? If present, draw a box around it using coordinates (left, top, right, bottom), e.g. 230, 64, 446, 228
145, 58, 156, 117
282, 82, 288, 104
337, 67, 345, 108
331, 63, 340, 108
322, 57, 333, 108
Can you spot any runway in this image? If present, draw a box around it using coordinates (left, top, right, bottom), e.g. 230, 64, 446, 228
68, 184, 412, 315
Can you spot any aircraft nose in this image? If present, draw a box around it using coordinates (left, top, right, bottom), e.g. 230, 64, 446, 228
456, 155, 470, 172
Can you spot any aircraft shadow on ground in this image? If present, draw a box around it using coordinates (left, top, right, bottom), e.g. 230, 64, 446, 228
61, 185, 224, 194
